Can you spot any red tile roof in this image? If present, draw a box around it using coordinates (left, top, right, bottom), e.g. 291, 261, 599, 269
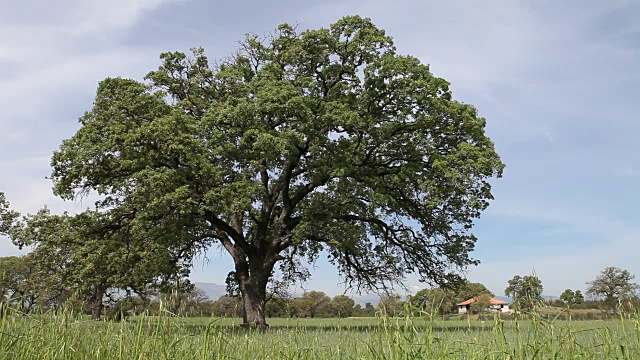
457, 297, 508, 306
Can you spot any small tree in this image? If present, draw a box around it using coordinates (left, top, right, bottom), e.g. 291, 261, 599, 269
472, 293, 492, 315
0, 256, 33, 309
573, 290, 584, 304
212, 295, 242, 317
297, 291, 331, 318
376, 294, 404, 317
9, 208, 190, 320
560, 289, 575, 304
409, 287, 456, 316
361, 302, 376, 317
505, 275, 543, 312
559, 289, 584, 306
587, 267, 640, 311
265, 296, 289, 318
330, 295, 355, 318
457, 282, 493, 302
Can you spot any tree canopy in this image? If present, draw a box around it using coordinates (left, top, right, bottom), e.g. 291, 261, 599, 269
0, 193, 18, 236
560, 289, 584, 305
505, 275, 543, 311
457, 282, 493, 301
8, 208, 191, 320
47, 16, 503, 328
471, 293, 492, 314
586, 267, 639, 310
409, 287, 456, 316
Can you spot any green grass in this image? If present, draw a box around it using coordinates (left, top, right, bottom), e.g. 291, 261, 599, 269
1, 310, 639, 359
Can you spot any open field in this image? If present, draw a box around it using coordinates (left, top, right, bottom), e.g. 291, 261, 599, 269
1, 312, 639, 359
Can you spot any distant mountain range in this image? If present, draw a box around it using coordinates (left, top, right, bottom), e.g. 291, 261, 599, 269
194, 282, 227, 301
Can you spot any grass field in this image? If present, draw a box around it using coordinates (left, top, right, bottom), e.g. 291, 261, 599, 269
1, 311, 639, 359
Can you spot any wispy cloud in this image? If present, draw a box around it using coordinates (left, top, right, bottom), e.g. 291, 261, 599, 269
0, 0, 177, 256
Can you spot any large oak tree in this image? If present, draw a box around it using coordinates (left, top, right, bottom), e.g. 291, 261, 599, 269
50, 16, 504, 328
587, 266, 639, 310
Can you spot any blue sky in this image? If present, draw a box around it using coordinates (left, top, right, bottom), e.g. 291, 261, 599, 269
1, 0, 639, 299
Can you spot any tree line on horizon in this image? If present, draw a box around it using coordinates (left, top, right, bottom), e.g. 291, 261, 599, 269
2, 251, 638, 320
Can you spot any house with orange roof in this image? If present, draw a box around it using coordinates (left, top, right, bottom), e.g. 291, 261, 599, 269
457, 297, 510, 314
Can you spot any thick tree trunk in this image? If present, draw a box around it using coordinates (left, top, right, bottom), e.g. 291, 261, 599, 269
236, 266, 270, 330
227, 232, 278, 330
90, 288, 104, 321
241, 287, 268, 330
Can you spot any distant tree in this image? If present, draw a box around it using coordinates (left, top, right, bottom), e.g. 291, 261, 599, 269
225, 272, 241, 297
297, 291, 331, 318
212, 295, 242, 317
359, 302, 376, 317
179, 288, 210, 316
472, 293, 492, 314
377, 294, 404, 317
409, 287, 456, 316
547, 299, 565, 308
0, 197, 62, 312
505, 275, 543, 312
586, 267, 640, 310
353, 304, 363, 315
110, 297, 137, 317
107, 295, 150, 320
330, 295, 355, 318
265, 296, 289, 318
0, 256, 29, 307
457, 282, 493, 302
156, 278, 198, 316
48, 15, 504, 329
505, 275, 522, 304
0, 254, 61, 312
559, 289, 584, 306
560, 289, 575, 304
573, 290, 584, 304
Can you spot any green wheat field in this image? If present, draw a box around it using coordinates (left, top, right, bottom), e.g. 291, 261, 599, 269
1, 311, 639, 359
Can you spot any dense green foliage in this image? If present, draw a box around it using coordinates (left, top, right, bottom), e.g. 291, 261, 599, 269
45, 15, 503, 327
0, 193, 18, 236
5, 205, 191, 320
560, 289, 584, 305
587, 266, 640, 310
505, 275, 544, 311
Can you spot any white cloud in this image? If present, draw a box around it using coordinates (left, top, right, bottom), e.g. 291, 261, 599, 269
0, 0, 177, 255
290, 0, 576, 148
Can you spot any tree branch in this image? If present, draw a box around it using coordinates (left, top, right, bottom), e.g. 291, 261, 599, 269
204, 210, 250, 254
